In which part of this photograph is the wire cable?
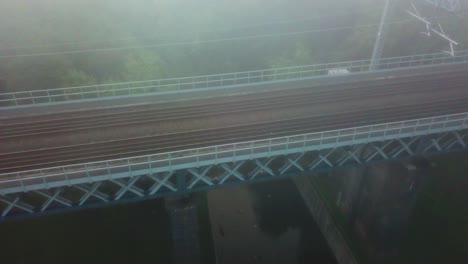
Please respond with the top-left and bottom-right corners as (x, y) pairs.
(0, 8), (379, 51)
(0, 19), (416, 59)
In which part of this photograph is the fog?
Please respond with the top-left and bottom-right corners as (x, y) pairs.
(0, 0), (465, 92)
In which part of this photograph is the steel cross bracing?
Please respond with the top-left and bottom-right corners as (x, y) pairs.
(0, 114), (467, 221)
(0, 130), (466, 221)
(1, 112), (467, 195)
(1, 49), (468, 108)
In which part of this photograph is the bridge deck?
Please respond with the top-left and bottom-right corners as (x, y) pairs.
(1, 66), (467, 174)
(1, 63), (467, 220)
(0, 115), (466, 220)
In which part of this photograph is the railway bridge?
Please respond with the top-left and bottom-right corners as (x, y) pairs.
(0, 51), (467, 221)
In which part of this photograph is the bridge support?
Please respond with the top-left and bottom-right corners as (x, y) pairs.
(165, 197), (201, 264)
(1, 129), (466, 221)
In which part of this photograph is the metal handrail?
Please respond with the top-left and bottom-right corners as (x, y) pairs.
(0, 112), (466, 188)
(1, 50), (468, 107)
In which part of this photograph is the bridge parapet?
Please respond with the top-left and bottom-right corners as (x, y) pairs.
(1, 113), (467, 220)
(1, 112), (466, 194)
(1, 50), (468, 108)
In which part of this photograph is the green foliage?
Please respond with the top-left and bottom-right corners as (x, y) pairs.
(3, 56), (73, 92)
(269, 42), (314, 68)
(122, 51), (166, 81)
(336, 27), (376, 61)
(0, 0), (466, 92)
(60, 69), (96, 87)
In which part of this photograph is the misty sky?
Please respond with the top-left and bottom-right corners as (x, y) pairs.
(0, 0), (465, 92)
(0, 0), (377, 47)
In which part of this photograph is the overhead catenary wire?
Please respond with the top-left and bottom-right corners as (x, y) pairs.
(0, 8), (380, 51)
(0, 19), (419, 59)
(1, 7), (465, 59)
(2, 6), (465, 54)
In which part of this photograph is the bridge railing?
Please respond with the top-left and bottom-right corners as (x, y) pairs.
(1, 50), (468, 107)
(0, 112), (467, 193)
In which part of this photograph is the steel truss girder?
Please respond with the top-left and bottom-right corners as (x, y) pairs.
(1, 130), (467, 221)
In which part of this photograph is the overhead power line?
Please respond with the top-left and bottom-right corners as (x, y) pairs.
(0, 19), (418, 59)
(406, 2), (461, 56)
(0, 8), (379, 51)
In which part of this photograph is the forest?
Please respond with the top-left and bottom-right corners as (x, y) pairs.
(0, 0), (466, 93)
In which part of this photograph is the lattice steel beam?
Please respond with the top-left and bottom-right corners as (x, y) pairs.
(36, 188), (72, 211)
(0, 130), (467, 221)
(252, 158), (276, 179)
(148, 172), (176, 195)
(0, 196), (34, 217)
(220, 161), (246, 184)
(75, 184), (110, 203)
(80, 182), (103, 205)
(113, 177), (144, 199)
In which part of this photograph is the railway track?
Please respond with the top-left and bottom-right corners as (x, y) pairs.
(1, 69), (467, 139)
(1, 97), (466, 174)
(1, 67), (467, 175)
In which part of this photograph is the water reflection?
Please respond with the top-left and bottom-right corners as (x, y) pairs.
(0, 199), (172, 264)
(250, 180), (338, 263)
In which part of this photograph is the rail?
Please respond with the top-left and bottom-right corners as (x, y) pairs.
(0, 112), (467, 193)
(1, 50), (468, 107)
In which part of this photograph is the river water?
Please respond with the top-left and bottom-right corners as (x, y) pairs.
(207, 180), (337, 264)
(1, 153), (466, 263)
(0, 180), (335, 264)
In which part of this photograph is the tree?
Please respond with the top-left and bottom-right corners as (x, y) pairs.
(3, 56), (73, 92)
(269, 42), (314, 68)
(122, 51), (166, 81)
(60, 69), (96, 87)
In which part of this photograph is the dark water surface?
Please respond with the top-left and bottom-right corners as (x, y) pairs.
(0, 180), (336, 264)
(0, 199), (172, 264)
(1, 153), (466, 263)
(249, 180), (337, 264)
